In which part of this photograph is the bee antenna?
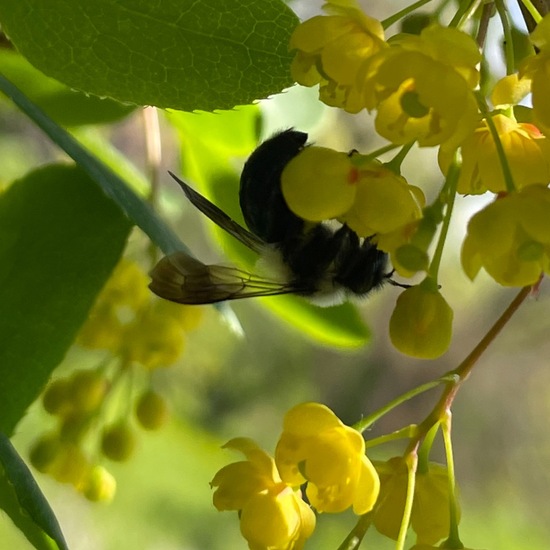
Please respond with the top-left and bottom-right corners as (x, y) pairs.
(387, 278), (412, 289)
(385, 272), (442, 291)
(385, 270), (412, 289)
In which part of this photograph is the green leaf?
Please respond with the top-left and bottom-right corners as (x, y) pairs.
(0, 49), (134, 126)
(0, 434), (67, 550)
(0, 0), (298, 111)
(168, 110), (372, 348)
(259, 296), (371, 348)
(0, 164), (132, 436)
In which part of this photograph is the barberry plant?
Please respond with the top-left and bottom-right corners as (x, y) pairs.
(0, 0), (549, 549)
(209, 1), (550, 548)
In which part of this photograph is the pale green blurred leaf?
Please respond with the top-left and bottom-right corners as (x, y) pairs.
(0, 49), (133, 126)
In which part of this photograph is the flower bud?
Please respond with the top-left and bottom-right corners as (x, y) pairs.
(135, 390), (169, 431)
(101, 422), (137, 462)
(390, 282), (453, 359)
(81, 465), (117, 503)
(42, 378), (73, 416)
(29, 433), (62, 474)
(69, 369), (108, 412)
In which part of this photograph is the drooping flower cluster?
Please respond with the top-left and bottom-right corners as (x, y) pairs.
(30, 258), (201, 501)
(280, 139), (455, 358)
(78, 258), (202, 368)
(281, 147), (424, 238)
(290, 1), (481, 148)
(211, 403), (380, 549)
(289, 0), (387, 112)
(286, 4), (550, 361)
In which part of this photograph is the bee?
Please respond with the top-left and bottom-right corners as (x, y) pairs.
(149, 129), (389, 305)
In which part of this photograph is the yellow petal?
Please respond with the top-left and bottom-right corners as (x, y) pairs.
(281, 147), (356, 221)
(282, 402), (343, 435)
(491, 73), (532, 108)
(352, 456), (381, 514)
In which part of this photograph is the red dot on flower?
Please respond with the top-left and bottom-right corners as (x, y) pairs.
(348, 167), (360, 184)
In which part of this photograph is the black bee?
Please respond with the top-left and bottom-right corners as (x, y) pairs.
(149, 130), (389, 305)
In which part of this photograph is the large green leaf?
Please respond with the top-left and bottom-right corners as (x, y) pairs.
(0, 164), (132, 436)
(167, 110), (372, 348)
(0, 0), (298, 111)
(0, 49), (134, 126)
(0, 434), (67, 550)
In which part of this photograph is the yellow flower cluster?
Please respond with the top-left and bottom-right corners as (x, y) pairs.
(281, 147), (423, 241)
(462, 185), (550, 286)
(447, 14), (550, 287)
(78, 258), (202, 369)
(280, 141), (453, 358)
(289, 0), (386, 112)
(211, 403), (380, 550)
(30, 258), (199, 501)
(290, 1), (480, 148)
(30, 368), (118, 502)
(439, 114), (550, 195)
(290, 4), (550, 299)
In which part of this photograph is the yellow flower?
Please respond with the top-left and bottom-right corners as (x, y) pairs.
(390, 25), (481, 88)
(275, 402), (379, 514)
(520, 14), (550, 135)
(389, 281), (453, 359)
(289, 0), (387, 112)
(462, 185), (550, 286)
(490, 74), (531, 109)
(362, 25), (480, 148)
(439, 114), (550, 194)
(339, 162), (424, 238)
(374, 458), (457, 545)
(281, 146), (357, 221)
(211, 438), (315, 550)
(281, 148), (423, 239)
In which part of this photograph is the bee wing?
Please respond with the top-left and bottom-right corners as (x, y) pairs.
(168, 171), (265, 254)
(149, 251), (299, 304)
